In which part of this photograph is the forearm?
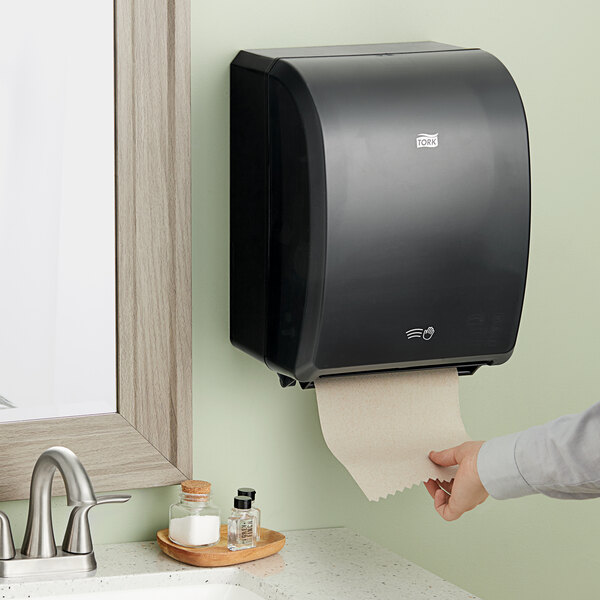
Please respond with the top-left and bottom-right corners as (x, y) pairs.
(477, 402), (600, 500)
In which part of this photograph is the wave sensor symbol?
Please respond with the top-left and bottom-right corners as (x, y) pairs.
(406, 326), (435, 341)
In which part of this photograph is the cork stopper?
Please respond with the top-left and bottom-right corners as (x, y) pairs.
(181, 480), (211, 496)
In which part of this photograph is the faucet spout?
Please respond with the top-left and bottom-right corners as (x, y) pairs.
(21, 447), (96, 558)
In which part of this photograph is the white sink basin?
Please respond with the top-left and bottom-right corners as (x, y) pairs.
(40, 583), (264, 600)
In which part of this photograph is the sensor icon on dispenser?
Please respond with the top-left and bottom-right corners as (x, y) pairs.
(406, 326), (435, 341)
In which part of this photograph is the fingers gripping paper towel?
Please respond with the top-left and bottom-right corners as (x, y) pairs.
(315, 368), (469, 501)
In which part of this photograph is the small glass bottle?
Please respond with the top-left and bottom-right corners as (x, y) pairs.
(237, 487), (261, 541)
(169, 480), (221, 548)
(227, 495), (257, 551)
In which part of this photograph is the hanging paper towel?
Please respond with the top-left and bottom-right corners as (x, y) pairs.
(315, 368), (470, 501)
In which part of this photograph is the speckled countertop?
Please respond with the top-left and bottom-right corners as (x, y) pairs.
(0, 528), (479, 599)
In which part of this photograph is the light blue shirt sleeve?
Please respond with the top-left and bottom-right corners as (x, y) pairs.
(477, 402), (600, 500)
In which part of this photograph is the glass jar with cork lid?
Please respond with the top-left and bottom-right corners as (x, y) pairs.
(169, 480), (221, 548)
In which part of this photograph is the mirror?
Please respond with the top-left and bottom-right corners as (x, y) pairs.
(0, 0), (116, 422)
(0, 0), (191, 501)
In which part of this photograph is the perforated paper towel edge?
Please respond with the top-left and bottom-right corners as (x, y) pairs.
(315, 368), (470, 501)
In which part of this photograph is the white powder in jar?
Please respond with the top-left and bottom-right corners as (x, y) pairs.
(169, 514), (221, 547)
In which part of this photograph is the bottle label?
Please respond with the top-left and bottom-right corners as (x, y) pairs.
(240, 518), (254, 545)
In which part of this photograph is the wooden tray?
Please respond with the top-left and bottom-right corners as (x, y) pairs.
(157, 525), (285, 567)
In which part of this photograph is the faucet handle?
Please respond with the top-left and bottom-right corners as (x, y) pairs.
(96, 494), (131, 505)
(0, 512), (15, 560)
(62, 494), (131, 555)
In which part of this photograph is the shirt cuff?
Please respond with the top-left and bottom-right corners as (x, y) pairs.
(477, 432), (536, 500)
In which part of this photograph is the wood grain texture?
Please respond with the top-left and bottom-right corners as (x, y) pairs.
(0, 415), (184, 500)
(0, 0), (192, 501)
(116, 0), (193, 477)
(156, 527), (286, 567)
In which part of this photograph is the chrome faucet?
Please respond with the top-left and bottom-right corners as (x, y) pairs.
(0, 446), (130, 577)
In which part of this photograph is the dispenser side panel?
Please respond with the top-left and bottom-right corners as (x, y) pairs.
(264, 78), (311, 374)
(264, 63), (328, 378)
(230, 65), (269, 361)
(286, 50), (529, 377)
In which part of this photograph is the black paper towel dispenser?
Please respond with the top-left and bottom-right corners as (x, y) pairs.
(230, 42), (530, 388)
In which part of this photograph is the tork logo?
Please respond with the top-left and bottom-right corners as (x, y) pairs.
(416, 133), (439, 148)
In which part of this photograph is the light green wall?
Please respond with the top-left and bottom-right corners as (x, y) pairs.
(1, 1), (597, 599)
(191, 1), (600, 598)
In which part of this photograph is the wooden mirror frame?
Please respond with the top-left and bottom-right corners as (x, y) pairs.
(0, 0), (192, 501)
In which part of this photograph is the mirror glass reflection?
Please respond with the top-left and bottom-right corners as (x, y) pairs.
(0, 0), (116, 422)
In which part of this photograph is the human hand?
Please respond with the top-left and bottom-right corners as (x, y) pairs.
(424, 441), (488, 521)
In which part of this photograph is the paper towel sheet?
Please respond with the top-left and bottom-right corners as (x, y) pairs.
(315, 368), (469, 501)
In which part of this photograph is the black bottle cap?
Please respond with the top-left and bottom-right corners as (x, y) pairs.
(234, 495), (252, 509)
(237, 487), (256, 500)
